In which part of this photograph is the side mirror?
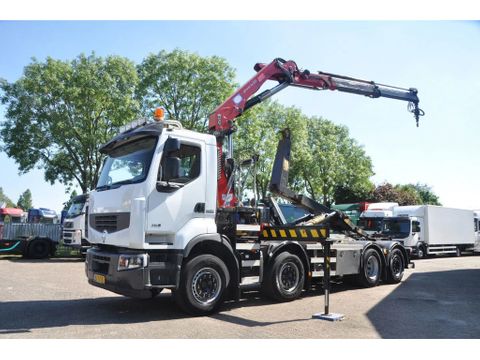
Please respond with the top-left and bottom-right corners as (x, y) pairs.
(164, 137), (181, 154)
(164, 157), (180, 182)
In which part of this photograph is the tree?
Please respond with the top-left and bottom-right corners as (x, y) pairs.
(17, 189), (33, 210)
(62, 189), (79, 211)
(298, 117), (374, 206)
(394, 184), (422, 206)
(411, 183), (442, 205)
(371, 182), (441, 206)
(0, 53), (140, 193)
(371, 182), (399, 203)
(137, 49), (237, 131)
(0, 187), (15, 208)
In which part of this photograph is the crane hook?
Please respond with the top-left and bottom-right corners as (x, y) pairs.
(408, 101), (425, 127)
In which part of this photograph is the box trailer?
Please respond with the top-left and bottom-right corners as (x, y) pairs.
(382, 205), (476, 258)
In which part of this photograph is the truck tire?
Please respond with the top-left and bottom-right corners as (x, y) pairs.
(416, 244), (427, 259)
(385, 248), (405, 284)
(263, 252), (305, 302)
(27, 238), (51, 259)
(357, 248), (382, 287)
(174, 254), (230, 315)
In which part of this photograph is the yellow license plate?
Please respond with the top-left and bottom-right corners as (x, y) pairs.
(93, 274), (106, 284)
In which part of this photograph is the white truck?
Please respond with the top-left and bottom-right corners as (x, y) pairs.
(84, 58), (423, 314)
(358, 202), (398, 234)
(62, 194), (90, 254)
(381, 205), (478, 258)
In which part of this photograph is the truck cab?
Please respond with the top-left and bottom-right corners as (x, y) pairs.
(62, 194), (90, 253)
(474, 211), (480, 251)
(381, 215), (422, 256)
(86, 119), (218, 299)
(358, 202), (398, 235)
(28, 208), (59, 224)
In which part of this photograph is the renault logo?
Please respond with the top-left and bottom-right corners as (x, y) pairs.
(102, 230), (107, 243)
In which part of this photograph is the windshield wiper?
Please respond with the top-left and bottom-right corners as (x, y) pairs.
(96, 179), (138, 192)
(96, 184), (111, 191)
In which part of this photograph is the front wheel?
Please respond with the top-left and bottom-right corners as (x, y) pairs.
(174, 254), (230, 315)
(416, 244), (427, 259)
(263, 252), (305, 302)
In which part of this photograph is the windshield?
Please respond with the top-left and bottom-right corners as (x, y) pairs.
(382, 219), (411, 238)
(358, 218), (383, 232)
(66, 200), (85, 218)
(97, 136), (157, 189)
(279, 204), (310, 223)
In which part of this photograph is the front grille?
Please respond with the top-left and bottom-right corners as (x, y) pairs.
(63, 222), (74, 229)
(64, 239), (72, 244)
(92, 261), (109, 275)
(89, 213), (130, 233)
(91, 255), (111, 275)
(95, 215), (117, 233)
(63, 231), (73, 239)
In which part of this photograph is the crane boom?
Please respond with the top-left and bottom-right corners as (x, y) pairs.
(209, 58), (423, 136)
(209, 58), (424, 208)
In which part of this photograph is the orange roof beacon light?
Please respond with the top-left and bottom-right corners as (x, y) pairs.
(154, 108), (165, 122)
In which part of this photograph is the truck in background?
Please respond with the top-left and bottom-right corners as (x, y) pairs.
(331, 202), (369, 225)
(62, 194), (90, 254)
(0, 207), (62, 258)
(473, 210), (480, 251)
(381, 205), (478, 258)
(358, 202), (398, 234)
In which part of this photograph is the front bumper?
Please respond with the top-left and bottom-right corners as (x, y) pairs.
(85, 246), (183, 298)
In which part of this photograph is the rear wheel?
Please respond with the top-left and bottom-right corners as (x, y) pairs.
(174, 254), (229, 315)
(358, 248), (382, 287)
(385, 248), (405, 284)
(27, 238), (51, 259)
(263, 252), (305, 302)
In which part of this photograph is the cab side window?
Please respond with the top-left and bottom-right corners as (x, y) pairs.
(412, 221), (421, 233)
(161, 143), (201, 184)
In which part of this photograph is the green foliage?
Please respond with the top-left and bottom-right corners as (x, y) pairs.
(297, 117), (374, 206)
(0, 187), (15, 207)
(233, 101), (375, 206)
(371, 182), (441, 206)
(0, 53), (140, 193)
(16, 189), (33, 210)
(137, 49), (237, 131)
(62, 189), (78, 211)
(394, 184), (422, 206)
(412, 183), (442, 205)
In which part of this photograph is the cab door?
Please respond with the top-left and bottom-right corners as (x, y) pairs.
(146, 137), (207, 240)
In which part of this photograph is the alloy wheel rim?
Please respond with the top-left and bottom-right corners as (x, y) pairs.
(191, 267), (222, 305)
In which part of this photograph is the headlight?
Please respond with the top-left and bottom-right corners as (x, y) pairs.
(118, 254), (147, 271)
(73, 229), (82, 242)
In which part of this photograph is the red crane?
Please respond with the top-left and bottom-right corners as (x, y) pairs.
(208, 58), (424, 208)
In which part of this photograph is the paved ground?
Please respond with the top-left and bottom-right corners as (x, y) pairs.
(0, 254), (479, 339)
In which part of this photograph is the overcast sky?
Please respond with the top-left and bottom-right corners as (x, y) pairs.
(1, 20), (479, 211)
